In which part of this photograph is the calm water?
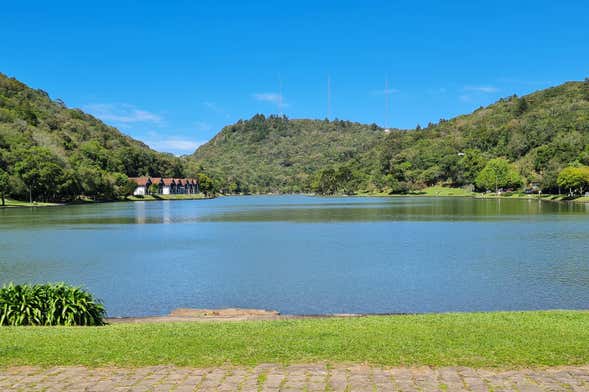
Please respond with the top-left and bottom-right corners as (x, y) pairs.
(1, 196), (588, 317)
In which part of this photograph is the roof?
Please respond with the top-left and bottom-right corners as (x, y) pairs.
(129, 177), (151, 186)
(129, 177), (199, 187)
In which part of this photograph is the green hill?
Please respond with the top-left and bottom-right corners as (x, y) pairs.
(0, 73), (186, 202)
(191, 114), (387, 193)
(191, 80), (589, 194)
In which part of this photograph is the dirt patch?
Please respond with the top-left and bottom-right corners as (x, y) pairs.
(107, 308), (366, 323)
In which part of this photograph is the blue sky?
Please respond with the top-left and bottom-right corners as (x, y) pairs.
(1, 1), (588, 155)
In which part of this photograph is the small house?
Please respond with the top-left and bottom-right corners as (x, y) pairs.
(130, 177), (152, 196)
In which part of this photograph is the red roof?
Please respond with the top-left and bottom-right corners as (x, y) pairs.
(130, 177), (199, 187)
(129, 177), (151, 186)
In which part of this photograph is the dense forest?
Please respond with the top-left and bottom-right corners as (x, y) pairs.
(192, 80), (589, 195)
(0, 73), (213, 203)
(191, 115), (385, 194)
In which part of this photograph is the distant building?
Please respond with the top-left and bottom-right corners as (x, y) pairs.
(129, 177), (200, 196)
(130, 177), (151, 196)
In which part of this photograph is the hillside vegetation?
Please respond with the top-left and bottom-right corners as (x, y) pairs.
(191, 114), (385, 193)
(192, 80), (589, 195)
(2, 73), (588, 202)
(0, 73), (200, 203)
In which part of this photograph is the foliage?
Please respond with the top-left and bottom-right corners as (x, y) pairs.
(196, 172), (215, 196)
(0, 311), (587, 367)
(191, 115), (384, 194)
(0, 73), (211, 202)
(0, 168), (8, 206)
(557, 166), (589, 195)
(475, 158), (522, 191)
(191, 81), (589, 194)
(0, 283), (106, 326)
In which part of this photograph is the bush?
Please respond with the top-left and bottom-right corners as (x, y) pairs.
(0, 283), (106, 326)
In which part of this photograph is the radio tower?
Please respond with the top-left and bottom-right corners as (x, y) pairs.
(278, 74), (283, 117)
(327, 74), (331, 120)
(384, 75), (391, 133)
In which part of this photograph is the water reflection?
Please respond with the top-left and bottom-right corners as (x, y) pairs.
(1, 196), (588, 317)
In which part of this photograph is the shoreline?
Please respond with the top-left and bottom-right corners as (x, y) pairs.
(0, 194), (216, 209)
(2, 191), (587, 209)
(106, 307), (588, 324)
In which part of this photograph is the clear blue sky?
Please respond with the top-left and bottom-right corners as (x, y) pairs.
(2, 1), (588, 155)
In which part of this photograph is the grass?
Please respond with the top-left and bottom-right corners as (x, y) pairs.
(1, 198), (60, 208)
(0, 311), (588, 368)
(417, 186), (475, 197)
(356, 186), (476, 197)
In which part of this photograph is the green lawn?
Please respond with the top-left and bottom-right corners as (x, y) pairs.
(356, 186), (476, 197)
(1, 311), (588, 368)
(0, 198), (60, 208)
(417, 186), (475, 197)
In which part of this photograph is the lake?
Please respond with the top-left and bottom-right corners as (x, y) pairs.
(1, 196), (588, 317)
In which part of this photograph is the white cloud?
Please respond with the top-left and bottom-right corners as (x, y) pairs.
(459, 94), (472, 102)
(463, 86), (500, 93)
(145, 137), (206, 155)
(372, 88), (400, 95)
(84, 103), (162, 124)
(252, 92), (283, 104)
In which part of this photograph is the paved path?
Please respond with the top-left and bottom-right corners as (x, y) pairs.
(1, 364), (588, 391)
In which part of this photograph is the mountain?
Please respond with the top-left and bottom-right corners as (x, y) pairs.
(367, 80), (589, 193)
(191, 80), (589, 194)
(191, 114), (387, 193)
(0, 73), (186, 201)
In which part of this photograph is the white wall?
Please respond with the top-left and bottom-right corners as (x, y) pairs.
(133, 186), (146, 196)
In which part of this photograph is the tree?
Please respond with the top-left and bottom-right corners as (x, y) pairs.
(515, 97), (528, 115)
(0, 168), (8, 206)
(557, 166), (589, 196)
(149, 182), (161, 195)
(475, 158), (522, 192)
(312, 168), (337, 195)
(12, 147), (66, 202)
(196, 173), (215, 196)
(458, 149), (486, 185)
(111, 173), (136, 198)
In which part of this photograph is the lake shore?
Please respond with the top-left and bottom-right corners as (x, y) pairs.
(3, 188), (588, 208)
(0, 194), (214, 208)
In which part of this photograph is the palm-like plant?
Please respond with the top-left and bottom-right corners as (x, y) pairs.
(0, 283), (106, 326)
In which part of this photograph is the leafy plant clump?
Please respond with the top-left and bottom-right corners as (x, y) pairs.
(0, 283), (107, 326)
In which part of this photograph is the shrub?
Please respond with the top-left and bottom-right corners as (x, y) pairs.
(0, 283), (106, 326)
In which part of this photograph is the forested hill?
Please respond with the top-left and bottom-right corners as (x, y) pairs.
(191, 115), (387, 193)
(192, 80), (589, 194)
(0, 73), (187, 202)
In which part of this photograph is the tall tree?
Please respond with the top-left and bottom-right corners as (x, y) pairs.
(0, 168), (8, 206)
(13, 147), (65, 202)
(557, 166), (589, 196)
(475, 158), (522, 192)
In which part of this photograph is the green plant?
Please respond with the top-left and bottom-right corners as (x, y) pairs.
(0, 283), (106, 326)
